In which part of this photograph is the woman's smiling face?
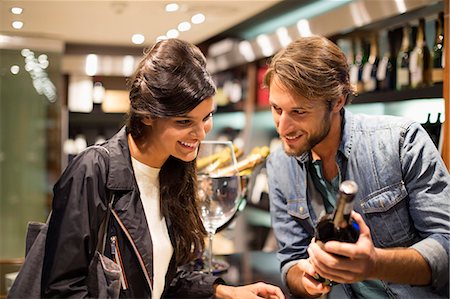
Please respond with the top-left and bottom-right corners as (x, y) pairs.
(144, 97), (215, 167)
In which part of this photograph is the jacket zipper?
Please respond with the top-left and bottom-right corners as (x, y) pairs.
(111, 236), (129, 290)
(111, 209), (153, 293)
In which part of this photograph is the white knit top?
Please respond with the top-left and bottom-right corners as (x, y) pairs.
(131, 157), (173, 299)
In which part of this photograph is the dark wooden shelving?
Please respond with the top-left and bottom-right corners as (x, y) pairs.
(351, 83), (443, 104)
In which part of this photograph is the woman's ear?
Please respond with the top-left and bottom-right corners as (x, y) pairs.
(141, 117), (153, 126)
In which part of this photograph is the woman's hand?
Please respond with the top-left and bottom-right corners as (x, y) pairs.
(214, 282), (285, 299)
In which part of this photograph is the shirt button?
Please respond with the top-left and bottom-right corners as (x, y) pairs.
(299, 207), (304, 213)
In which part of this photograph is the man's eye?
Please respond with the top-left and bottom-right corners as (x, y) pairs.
(293, 110), (306, 115)
(271, 106), (282, 114)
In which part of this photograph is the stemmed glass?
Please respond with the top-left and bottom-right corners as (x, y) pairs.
(196, 140), (241, 273)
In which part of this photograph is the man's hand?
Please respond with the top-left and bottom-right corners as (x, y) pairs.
(214, 282), (285, 299)
(293, 259), (331, 297)
(307, 211), (377, 284)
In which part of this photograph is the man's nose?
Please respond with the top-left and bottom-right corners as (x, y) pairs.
(277, 112), (293, 136)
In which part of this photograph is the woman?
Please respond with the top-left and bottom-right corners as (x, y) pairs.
(41, 39), (284, 298)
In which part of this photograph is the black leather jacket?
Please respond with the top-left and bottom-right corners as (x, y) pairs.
(42, 127), (219, 298)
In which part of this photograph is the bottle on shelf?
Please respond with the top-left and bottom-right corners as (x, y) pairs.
(410, 18), (432, 88)
(357, 38), (370, 94)
(377, 29), (394, 91)
(396, 24), (413, 90)
(349, 38), (362, 93)
(432, 12), (444, 84)
(313, 180), (360, 286)
(362, 33), (380, 92)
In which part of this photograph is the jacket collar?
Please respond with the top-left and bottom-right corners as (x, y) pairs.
(104, 126), (135, 191)
(339, 108), (355, 160)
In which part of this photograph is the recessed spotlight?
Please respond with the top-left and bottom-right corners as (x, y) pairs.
(11, 7), (23, 14)
(178, 21), (191, 32)
(191, 13), (205, 24)
(10, 65), (20, 74)
(166, 29), (179, 38)
(12, 21), (23, 29)
(131, 34), (145, 45)
(165, 3), (179, 12)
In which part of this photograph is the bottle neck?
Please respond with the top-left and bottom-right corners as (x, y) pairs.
(416, 20), (425, 47)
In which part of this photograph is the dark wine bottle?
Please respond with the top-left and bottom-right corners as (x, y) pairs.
(349, 38), (362, 93)
(313, 180), (360, 286)
(432, 12), (444, 84)
(377, 29), (394, 91)
(396, 24), (413, 90)
(357, 38), (370, 94)
(362, 34), (380, 92)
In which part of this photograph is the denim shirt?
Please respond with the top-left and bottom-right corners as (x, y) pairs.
(267, 109), (450, 298)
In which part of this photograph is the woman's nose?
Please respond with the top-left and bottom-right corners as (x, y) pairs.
(191, 123), (207, 140)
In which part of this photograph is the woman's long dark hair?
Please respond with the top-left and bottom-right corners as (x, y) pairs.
(126, 39), (216, 265)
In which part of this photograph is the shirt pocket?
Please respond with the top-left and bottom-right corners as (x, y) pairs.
(287, 198), (309, 220)
(359, 182), (417, 247)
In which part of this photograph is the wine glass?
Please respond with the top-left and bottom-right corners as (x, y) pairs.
(196, 140), (241, 273)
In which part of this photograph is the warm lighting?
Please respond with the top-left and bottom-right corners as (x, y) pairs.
(12, 21), (23, 29)
(85, 54), (98, 76)
(191, 13), (205, 24)
(395, 0), (407, 14)
(178, 21), (191, 32)
(166, 29), (179, 38)
(11, 7), (23, 14)
(131, 33), (145, 45)
(165, 3), (179, 12)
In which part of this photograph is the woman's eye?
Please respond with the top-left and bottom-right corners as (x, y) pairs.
(176, 119), (191, 125)
(203, 113), (213, 122)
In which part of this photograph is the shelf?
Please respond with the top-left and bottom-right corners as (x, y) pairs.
(69, 105), (126, 129)
(351, 83), (443, 104)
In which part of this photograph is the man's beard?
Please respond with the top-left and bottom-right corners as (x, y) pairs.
(282, 114), (332, 157)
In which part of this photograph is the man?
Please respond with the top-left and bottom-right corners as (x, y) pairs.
(264, 35), (449, 298)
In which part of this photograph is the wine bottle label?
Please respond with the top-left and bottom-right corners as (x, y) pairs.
(362, 63), (373, 82)
(377, 57), (388, 81)
(432, 68), (443, 83)
(397, 69), (409, 88)
(409, 49), (423, 87)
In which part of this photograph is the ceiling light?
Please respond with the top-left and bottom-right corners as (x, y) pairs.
(165, 3), (179, 12)
(191, 13), (205, 24)
(178, 21), (191, 32)
(85, 54), (98, 76)
(12, 21), (23, 29)
(10, 65), (20, 74)
(166, 29), (179, 38)
(131, 33), (145, 45)
(11, 7), (23, 14)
